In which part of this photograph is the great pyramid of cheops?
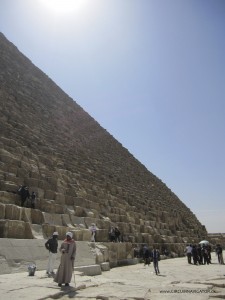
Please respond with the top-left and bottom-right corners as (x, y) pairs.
(0, 33), (208, 256)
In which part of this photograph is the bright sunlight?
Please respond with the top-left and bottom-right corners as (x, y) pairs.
(39, 0), (87, 14)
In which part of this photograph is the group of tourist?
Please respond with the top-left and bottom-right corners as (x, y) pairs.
(18, 185), (36, 208)
(142, 245), (161, 275)
(133, 244), (161, 275)
(45, 231), (76, 287)
(185, 243), (224, 265)
(109, 226), (121, 242)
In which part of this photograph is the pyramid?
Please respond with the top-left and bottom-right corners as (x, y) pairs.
(0, 33), (207, 255)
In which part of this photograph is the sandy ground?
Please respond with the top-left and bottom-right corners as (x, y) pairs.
(0, 254), (225, 300)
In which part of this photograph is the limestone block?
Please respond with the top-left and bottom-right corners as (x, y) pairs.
(101, 262), (110, 271)
(89, 201), (100, 211)
(61, 214), (75, 228)
(96, 219), (111, 230)
(0, 154), (15, 164)
(85, 210), (95, 218)
(129, 224), (140, 234)
(24, 178), (39, 188)
(55, 193), (65, 205)
(8, 166), (18, 175)
(31, 209), (44, 224)
(42, 224), (57, 239)
(21, 208), (32, 223)
(0, 220), (29, 238)
(96, 244), (109, 262)
(74, 206), (86, 217)
(54, 204), (65, 214)
(54, 225), (70, 240)
(44, 190), (56, 200)
(4, 173), (19, 183)
(95, 247), (104, 264)
(20, 160), (30, 170)
(82, 229), (92, 241)
(5, 204), (21, 220)
(70, 215), (85, 227)
(116, 243), (127, 260)
(42, 212), (63, 226)
(39, 200), (55, 213)
(73, 229), (83, 241)
(0, 203), (5, 218)
(36, 188), (45, 198)
(125, 243), (134, 259)
(46, 177), (58, 190)
(30, 171), (40, 179)
(95, 229), (108, 242)
(119, 214), (128, 223)
(84, 217), (97, 228)
(149, 220), (156, 227)
(65, 195), (75, 205)
(117, 222), (130, 233)
(110, 214), (120, 223)
(65, 188), (77, 197)
(31, 224), (44, 239)
(0, 181), (18, 193)
(108, 249), (117, 262)
(16, 167), (28, 178)
(0, 191), (19, 204)
(25, 222), (34, 239)
(74, 197), (89, 208)
(38, 180), (51, 190)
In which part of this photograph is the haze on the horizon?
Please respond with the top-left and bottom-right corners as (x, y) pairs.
(0, 0), (224, 233)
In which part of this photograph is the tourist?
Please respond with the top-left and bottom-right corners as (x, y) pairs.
(18, 185), (30, 207)
(89, 223), (97, 242)
(30, 191), (36, 209)
(185, 244), (192, 264)
(45, 232), (59, 277)
(191, 245), (199, 265)
(143, 245), (151, 266)
(197, 244), (203, 264)
(216, 244), (224, 264)
(114, 227), (121, 242)
(109, 226), (116, 242)
(152, 247), (160, 275)
(54, 232), (76, 287)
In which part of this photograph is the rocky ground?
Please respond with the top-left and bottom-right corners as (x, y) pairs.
(1, 255), (225, 300)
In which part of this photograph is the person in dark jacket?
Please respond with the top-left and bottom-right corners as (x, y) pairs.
(18, 185), (30, 207)
(152, 247), (160, 275)
(143, 246), (151, 266)
(45, 232), (59, 276)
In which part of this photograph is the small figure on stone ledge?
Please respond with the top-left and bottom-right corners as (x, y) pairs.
(30, 191), (36, 209)
(114, 226), (121, 242)
(18, 185), (30, 207)
(89, 223), (97, 242)
(109, 226), (116, 242)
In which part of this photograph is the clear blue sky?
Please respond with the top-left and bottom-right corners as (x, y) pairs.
(0, 0), (224, 233)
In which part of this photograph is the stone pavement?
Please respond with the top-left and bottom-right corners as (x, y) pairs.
(0, 255), (225, 300)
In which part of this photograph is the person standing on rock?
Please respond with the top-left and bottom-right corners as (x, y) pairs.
(54, 232), (76, 287)
(30, 191), (36, 209)
(89, 223), (97, 242)
(18, 185), (30, 207)
(45, 232), (59, 276)
(152, 247), (160, 275)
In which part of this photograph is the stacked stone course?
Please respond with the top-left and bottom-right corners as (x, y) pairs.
(0, 32), (208, 258)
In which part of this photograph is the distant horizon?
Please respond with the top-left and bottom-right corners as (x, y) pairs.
(0, 0), (224, 233)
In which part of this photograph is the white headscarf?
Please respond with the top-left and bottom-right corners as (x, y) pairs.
(66, 231), (73, 238)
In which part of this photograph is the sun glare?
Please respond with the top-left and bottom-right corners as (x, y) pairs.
(39, 0), (86, 14)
